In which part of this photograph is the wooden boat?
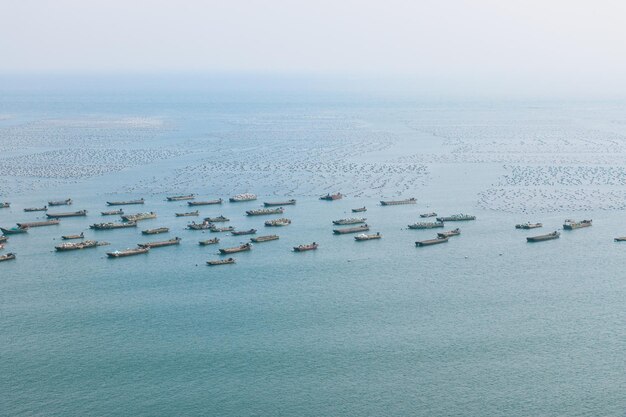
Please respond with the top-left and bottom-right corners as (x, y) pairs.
(106, 198), (144, 206)
(142, 227), (169, 235)
(175, 211), (199, 217)
(332, 218), (366, 225)
(264, 199), (296, 207)
(207, 258), (235, 266)
(264, 218), (291, 227)
(24, 206), (47, 212)
(232, 229), (257, 236)
(563, 219), (592, 230)
(615, 237), (626, 242)
(210, 226), (235, 233)
(166, 194), (195, 201)
(515, 222), (543, 229)
(416, 237), (449, 247)
(293, 242), (318, 252)
(333, 224), (370, 234)
(62, 232), (84, 240)
(0, 226), (27, 235)
(199, 238), (220, 246)
(187, 221), (212, 230)
(219, 243), (252, 254)
(437, 228), (461, 238)
(380, 198), (416, 206)
(229, 193), (257, 202)
(436, 214), (476, 222)
(46, 210), (87, 218)
(188, 199), (222, 206)
(101, 209), (123, 216)
(320, 193), (343, 201)
(0, 252), (16, 262)
(246, 207), (284, 216)
(420, 212), (437, 218)
(251, 235), (279, 243)
(90, 221), (137, 230)
(352, 207), (367, 213)
(0, 202), (10, 208)
(354, 232), (381, 241)
(55, 240), (109, 251)
(204, 215), (229, 222)
(17, 219), (60, 228)
(407, 222), (444, 229)
(0, 235), (7, 243)
(138, 237), (181, 249)
(121, 212), (156, 222)
(107, 247), (150, 258)
(527, 231), (560, 242)
(48, 198), (72, 206)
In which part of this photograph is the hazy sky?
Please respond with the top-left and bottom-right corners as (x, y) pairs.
(2, 0), (626, 94)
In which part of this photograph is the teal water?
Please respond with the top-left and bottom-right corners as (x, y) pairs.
(1, 87), (626, 416)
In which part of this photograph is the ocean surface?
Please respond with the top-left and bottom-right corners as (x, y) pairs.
(1, 85), (626, 416)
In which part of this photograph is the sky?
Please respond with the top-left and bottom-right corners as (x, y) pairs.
(1, 0), (626, 96)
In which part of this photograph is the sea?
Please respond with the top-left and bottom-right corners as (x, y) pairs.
(1, 78), (625, 416)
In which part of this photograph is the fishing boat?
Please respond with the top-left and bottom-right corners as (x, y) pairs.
(101, 209), (123, 216)
(437, 228), (461, 238)
(199, 238), (220, 245)
(138, 237), (181, 249)
(0, 226), (27, 235)
(46, 210), (87, 218)
(615, 237), (626, 242)
(420, 212), (437, 218)
(0, 252), (16, 262)
(175, 211), (199, 217)
(416, 237), (449, 247)
(436, 214), (476, 222)
(61, 232), (84, 240)
(264, 199), (296, 207)
(229, 193), (257, 202)
(219, 243), (252, 254)
(527, 231), (560, 242)
(246, 207), (284, 216)
(17, 219), (60, 228)
(380, 198), (416, 206)
(333, 224), (370, 234)
(407, 222), (444, 229)
(563, 219), (592, 230)
(265, 218), (291, 227)
(90, 221), (137, 230)
(106, 247), (150, 258)
(187, 221), (212, 230)
(188, 199), (223, 206)
(354, 232), (381, 241)
(55, 240), (109, 251)
(0, 202), (10, 208)
(320, 193), (343, 201)
(210, 226), (235, 233)
(293, 242), (318, 252)
(106, 198), (144, 206)
(121, 212), (156, 222)
(166, 194), (195, 201)
(515, 222), (543, 229)
(142, 227), (169, 235)
(251, 235), (279, 243)
(207, 258), (235, 266)
(48, 198), (72, 206)
(352, 207), (367, 213)
(332, 218), (366, 225)
(232, 229), (257, 236)
(0, 236), (7, 243)
(204, 215), (229, 222)
(24, 206), (47, 212)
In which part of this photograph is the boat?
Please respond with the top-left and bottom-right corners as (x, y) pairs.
(203, 215), (229, 222)
(229, 193), (257, 202)
(0, 202), (10, 208)
(615, 237), (626, 242)
(436, 214), (476, 222)
(188, 199), (222, 206)
(106, 198), (144, 206)
(437, 228), (461, 238)
(0, 243), (4, 250)
(407, 222), (444, 229)
(90, 221), (137, 230)
(61, 232), (84, 240)
(121, 212), (156, 222)
(232, 229), (257, 236)
(332, 217), (366, 225)
(207, 258), (235, 266)
(17, 219), (60, 228)
(416, 237), (449, 247)
(48, 198), (72, 206)
(352, 207), (367, 213)
(380, 198), (416, 206)
(333, 224), (370, 234)
(166, 194), (195, 201)
(265, 218), (291, 227)
(515, 222), (543, 229)
(210, 226), (235, 233)
(246, 207), (284, 216)
(0, 226), (27, 235)
(55, 240), (109, 251)
(46, 210), (87, 218)
(219, 243), (252, 254)
(293, 242), (318, 252)
(101, 209), (123, 216)
(420, 212), (437, 218)
(175, 211), (199, 217)
(0, 235), (7, 243)
(24, 206), (47, 212)
(264, 199), (296, 207)
(187, 221), (212, 230)
(199, 238), (220, 246)
(138, 237), (181, 249)
(354, 232), (382, 241)
(527, 231), (560, 242)
(142, 227), (169, 235)
(563, 219), (592, 230)
(106, 247), (150, 258)
(0, 252), (16, 262)
(320, 193), (343, 201)
(251, 235), (279, 243)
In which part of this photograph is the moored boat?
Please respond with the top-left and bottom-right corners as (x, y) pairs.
(437, 228), (461, 238)
(380, 198), (416, 206)
(187, 221), (212, 230)
(352, 207), (367, 213)
(354, 232), (381, 241)
(232, 229), (257, 236)
(188, 199), (223, 206)
(333, 224), (370, 234)
(90, 221), (137, 230)
(55, 240), (109, 251)
(0, 252), (16, 262)
(0, 202), (10, 208)
(46, 210), (87, 218)
(265, 218), (291, 227)
(0, 235), (7, 243)
(106, 247), (150, 258)
(420, 212), (437, 218)
(106, 198), (144, 206)
(0, 226), (28, 235)
(515, 222), (543, 229)
(101, 209), (123, 216)
(219, 243), (252, 254)
(121, 212), (156, 222)
(407, 221), (444, 229)
(246, 207), (284, 216)
(175, 211), (199, 217)
(229, 193), (257, 202)
(415, 237), (449, 247)
(251, 234), (279, 243)
(436, 214), (476, 222)
(615, 237), (626, 242)
(142, 227), (169, 235)
(138, 237), (181, 249)
(204, 215), (229, 222)
(62, 232), (84, 240)
(199, 238), (220, 245)
(293, 242), (318, 252)
(320, 193), (343, 201)
(264, 199), (296, 207)
(332, 217), (366, 225)
(527, 231), (560, 242)
(48, 198), (72, 206)
(17, 219), (60, 228)
(210, 226), (235, 233)
(166, 194), (195, 201)
(24, 206), (47, 212)
(207, 257), (235, 266)
(563, 219), (592, 230)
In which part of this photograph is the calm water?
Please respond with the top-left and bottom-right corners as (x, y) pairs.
(1, 87), (626, 416)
